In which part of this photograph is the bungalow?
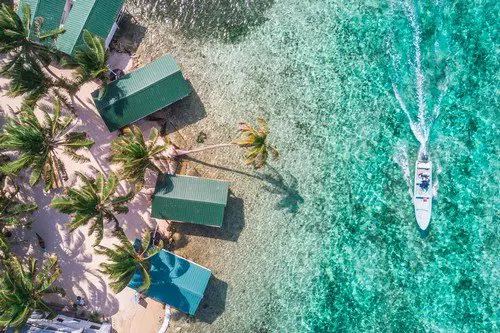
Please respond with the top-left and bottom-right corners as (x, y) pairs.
(128, 239), (212, 316)
(18, 0), (67, 43)
(151, 174), (229, 228)
(7, 314), (112, 333)
(91, 54), (191, 132)
(56, 0), (125, 56)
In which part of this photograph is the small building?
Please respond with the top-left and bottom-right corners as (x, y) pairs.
(152, 174), (229, 227)
(17, 0), (67, 43)
(56, 0), (125, 56)
(9, 314), (111, 333)
(91, 54), (191, 132)
(128, 239), (212, 316)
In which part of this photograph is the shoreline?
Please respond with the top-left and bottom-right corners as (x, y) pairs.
(0, 40), (258, 332)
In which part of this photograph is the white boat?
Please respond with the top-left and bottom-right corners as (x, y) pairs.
(414, 154), (432, 230)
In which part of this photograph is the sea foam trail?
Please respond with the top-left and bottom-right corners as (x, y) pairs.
(389, 0), (430, 153)
(389, 2), (449, 147)
(388, 0), (450, 201)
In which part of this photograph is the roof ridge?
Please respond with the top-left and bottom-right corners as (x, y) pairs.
(98, 56), (178, 110)
(166, 250), (208, 297)
(170, 197), (227, 205)
(67, 0), (99, 53)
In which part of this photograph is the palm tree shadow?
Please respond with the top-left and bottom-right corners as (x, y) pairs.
(257, 166), (304, 214)
(183, 157), (304, 214)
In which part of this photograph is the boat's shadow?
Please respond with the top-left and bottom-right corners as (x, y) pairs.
(417, 222), (432, 237)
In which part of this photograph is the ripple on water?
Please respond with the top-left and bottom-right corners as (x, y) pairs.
(130, 0), (498, 331)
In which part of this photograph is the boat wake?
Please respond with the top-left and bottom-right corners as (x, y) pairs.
(387, 0), (450, 198)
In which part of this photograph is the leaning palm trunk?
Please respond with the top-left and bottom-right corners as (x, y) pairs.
(171, 118), (279, 169)
(173, 143), (233, 156)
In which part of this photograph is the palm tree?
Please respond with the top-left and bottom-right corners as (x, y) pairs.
(0, 100), (94, 191)
(3, 58), (75, 106)
(174, 118), (279, 169)
(95, 228), (163, 293)
(0, 3), (64, 75)
(232, 118), (280, 168)
(1, 1), (13, 9)
(73, 30), (109, 86)
(109, 126), (175, 188)
(0, 179), (37, 229)
(0, 4), (80, 106)
(51, 172), (134, 246)
(0, 254), (65, 330)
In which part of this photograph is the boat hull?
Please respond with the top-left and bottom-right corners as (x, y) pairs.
(414, 159), (432, 230)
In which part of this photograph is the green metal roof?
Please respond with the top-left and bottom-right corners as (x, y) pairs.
(128, 239), (211, 315)
(18, 0), (66, 43)
(55, 0), (124, 55)
(91, 54), (191, 132)
(152, 174), (229, 227)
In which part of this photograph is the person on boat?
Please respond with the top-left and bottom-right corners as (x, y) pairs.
(418, 172), (429, 180)
(420, 179), (430, 191)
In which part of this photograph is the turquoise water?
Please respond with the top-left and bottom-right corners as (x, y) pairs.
(130, 0), (498, 331)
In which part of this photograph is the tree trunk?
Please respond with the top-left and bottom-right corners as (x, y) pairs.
(175, 143), (233, 156)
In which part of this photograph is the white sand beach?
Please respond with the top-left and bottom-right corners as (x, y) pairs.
(0, 61), (168, 333)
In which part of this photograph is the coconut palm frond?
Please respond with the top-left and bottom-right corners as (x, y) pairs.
(0, 3), (61, 75)
(109, 126), (170, 187)
(73, 30), (109, 85)
(233, 118), (279, 169)
(0, 233), (9, 257)
(0, 254), (63, 330)
(97, 228), (161, 294)
(4, 60), (52, 104)
(0, 4), (26, 53)
(0, 100), (94, 189)
(51, 172), (133, 246)
(38, 26), (65, 42)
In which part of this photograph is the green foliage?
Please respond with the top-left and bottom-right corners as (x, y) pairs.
(0, 100), (94, 191)
(51, 172), (134, 246)
(73, 30), (109, 85)
(110, 126), (171, 189)
(0, 254), (65, 330)
(0, 4), (70, 105)
(95, 228), (163, 293)
(0, 3), (64, 72)
(0, 180), (37, 227)
(87, 311), (103, 324)
(233, 118), (279, 168)
(4, 59), (53, 104)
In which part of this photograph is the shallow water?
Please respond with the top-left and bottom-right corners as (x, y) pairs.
(129, 0), (498, 331)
